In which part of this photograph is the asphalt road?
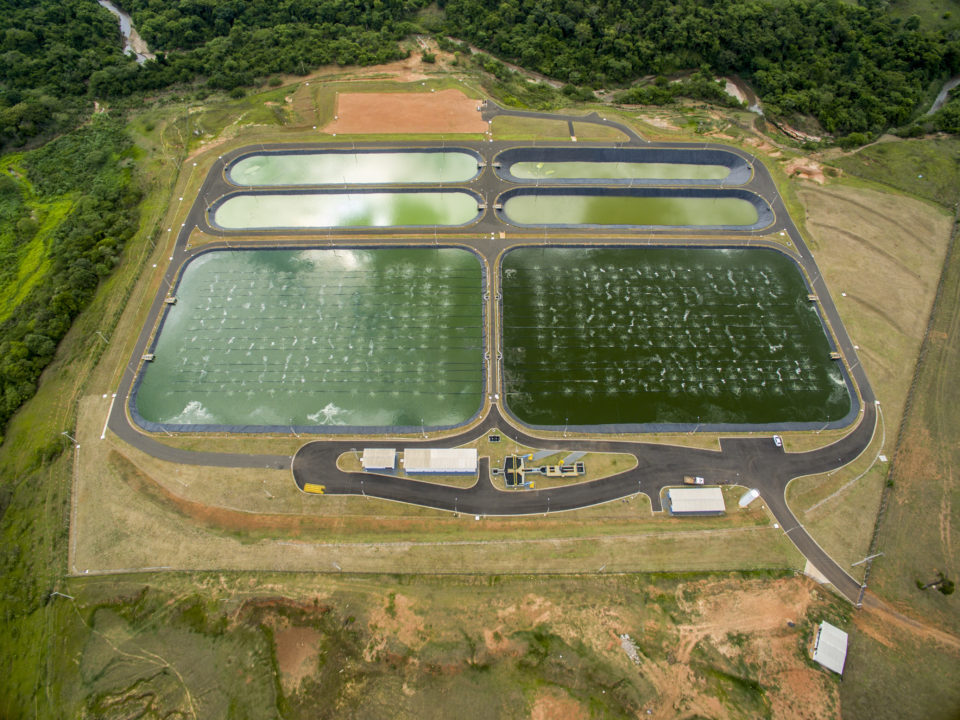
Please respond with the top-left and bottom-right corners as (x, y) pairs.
(107, 101), (877, 603)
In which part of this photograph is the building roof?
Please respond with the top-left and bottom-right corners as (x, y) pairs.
(361, 448), (396, 470)
(667, 487), (726, 514)
(813, 621), (848, 675)
(738, 488), (761, 508)
(403, 448), (478, 473)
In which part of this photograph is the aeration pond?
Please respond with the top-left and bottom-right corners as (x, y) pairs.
(132, 248), (484, 432)
(500, 246), (853, 429)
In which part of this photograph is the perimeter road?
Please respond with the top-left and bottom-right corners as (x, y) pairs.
(106, 104), (876, 603)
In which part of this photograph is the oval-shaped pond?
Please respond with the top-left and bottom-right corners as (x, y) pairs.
(212, 190), (482, 230)
(498, 188), (769, 229)
(132, 247), (485, 432)
(494, 147), (751, 185)
(227, 149), (481, 186)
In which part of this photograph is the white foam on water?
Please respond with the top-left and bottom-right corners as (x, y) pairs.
(167, 400), (216, 424)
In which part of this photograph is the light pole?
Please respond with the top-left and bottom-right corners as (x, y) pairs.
(94, 331), (110, 345)
(61, 431), (79, 448)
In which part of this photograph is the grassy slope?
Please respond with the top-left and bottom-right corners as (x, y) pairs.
(0, 156), (73, 324)
(868, 218), (960, 632)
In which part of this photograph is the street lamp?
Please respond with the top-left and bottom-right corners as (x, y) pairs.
(61, 431), (79, 448)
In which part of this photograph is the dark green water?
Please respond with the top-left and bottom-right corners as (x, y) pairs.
(510, 161), (729, 181)
(135, 248), (484, 429)
(213, 191), (479, 229)
(502, 194), (758, 226)
(229, 151), (479, 185)
(501, 247), (850, 426)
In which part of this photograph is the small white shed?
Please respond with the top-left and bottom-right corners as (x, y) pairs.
(667, 487), (726, 515)
(812, 621), (848, 675)
(361, 448), (396, 470)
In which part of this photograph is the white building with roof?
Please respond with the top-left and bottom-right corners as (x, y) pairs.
(403, 448), (477, 474)
(667, 487), (726, 515)
(361, 448), (396, 471)
(812, 621), (848, 675)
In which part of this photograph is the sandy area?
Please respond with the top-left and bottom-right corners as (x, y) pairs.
(325, 89), (487, 134)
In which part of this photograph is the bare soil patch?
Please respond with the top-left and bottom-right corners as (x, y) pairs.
(274, 626), (324, 694)
(325, 89), (487, 134)
(784, 157), (828, 184)
(530, 688), (589, 720)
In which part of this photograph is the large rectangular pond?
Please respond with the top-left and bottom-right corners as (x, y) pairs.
(227, 150), (481, 186)
(494, 147), (752, 185)
(132, 248), (484, 431)
(212, 190), (482, 230)
(509, 161), (728, 180)
(498, 188), (769, 229)
(501, 247), (852, 428)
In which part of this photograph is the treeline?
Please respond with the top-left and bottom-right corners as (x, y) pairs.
(0, 116), (140, 434)
(613, 70), (742, 109)
(1, 0), (426, 148)
(0, 0), (127, 147)
(439, 0), (960, 138)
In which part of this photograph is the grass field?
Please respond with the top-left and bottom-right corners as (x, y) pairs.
(842, 603), (960, 720)
(831, 137), (960, 208)
(783, 182), (952, 583)
(868, 217), (960, 636)
(491, 116), (571, 140)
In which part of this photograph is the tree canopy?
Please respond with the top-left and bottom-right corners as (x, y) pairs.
(439, 0), (960, 137)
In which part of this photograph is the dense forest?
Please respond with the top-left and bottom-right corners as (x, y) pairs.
(0, 117), (140, 434)
(440, 0), (960, 136)
(3, 0), (959, 148)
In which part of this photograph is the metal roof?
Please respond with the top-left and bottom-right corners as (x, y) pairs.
(813, 621), (848, 675)
(361, 448), (396, 470)
(403, 448), (477, 473)
(667, 487), (726, 514)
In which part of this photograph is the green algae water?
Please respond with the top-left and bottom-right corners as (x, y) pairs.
(134, 248), (483, 429)
(509, 161), (729, 181)
(501, 247), (851, 427)
(229, 151), (479, 185)
(213, 191), (479, 229)
(502, 193), (758, 227)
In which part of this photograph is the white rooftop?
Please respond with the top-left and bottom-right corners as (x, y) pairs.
(403, 448), (477, 473)
(738, 488), (761, 508)
(813, 621), (848, 675)
(361, 448), (396, 470)
(668, 487), (726, 514)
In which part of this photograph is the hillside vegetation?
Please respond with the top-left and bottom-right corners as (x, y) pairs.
(439, 0), (959, 139)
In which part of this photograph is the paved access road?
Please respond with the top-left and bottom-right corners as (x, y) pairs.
(108, 100), (877, 604)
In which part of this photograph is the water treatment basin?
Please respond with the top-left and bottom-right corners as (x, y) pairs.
(131, 247), (485, 432)
(227, 149), (482, 186)
(211, 189), (483, 230)
(500, 245), (853, 430)
(494, 147), (751, 185)
(497, 188), (772, 230)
